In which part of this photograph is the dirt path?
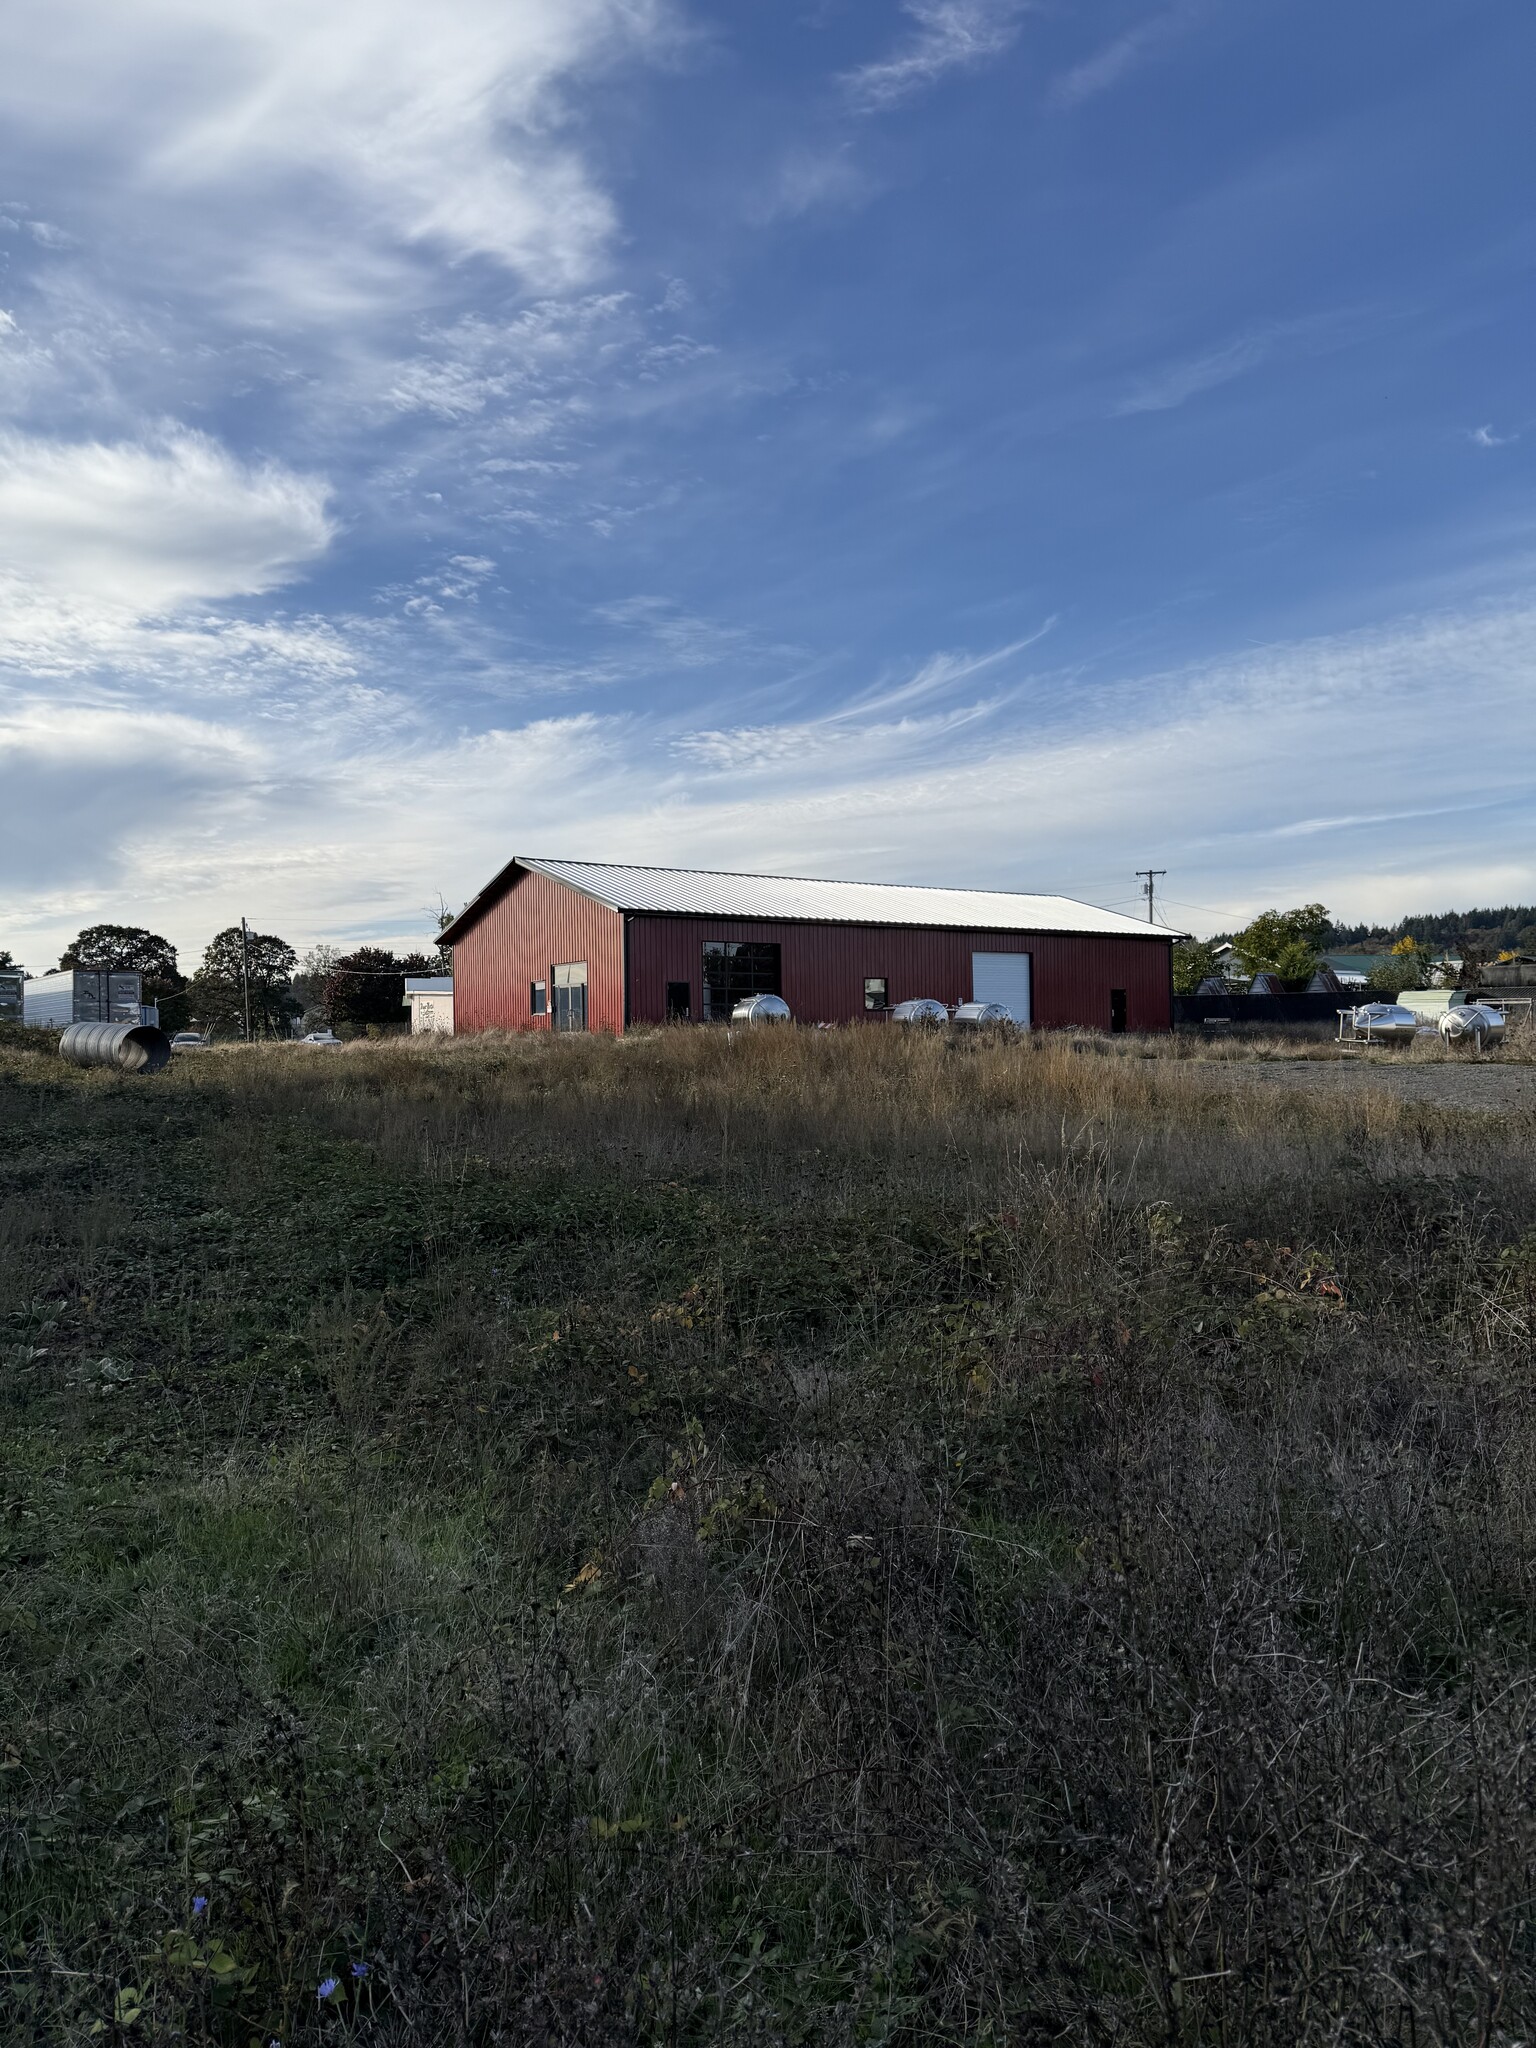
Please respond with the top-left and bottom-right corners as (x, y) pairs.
(1185, 1057), (1536, 1114)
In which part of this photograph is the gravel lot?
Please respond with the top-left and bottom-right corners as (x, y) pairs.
(1188, 1056), (1536, 1114)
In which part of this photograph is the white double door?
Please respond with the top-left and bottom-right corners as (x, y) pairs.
(972, 951), (1032, 1025)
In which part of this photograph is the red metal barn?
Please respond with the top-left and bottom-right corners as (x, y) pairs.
(438, 858), (1176, 1035)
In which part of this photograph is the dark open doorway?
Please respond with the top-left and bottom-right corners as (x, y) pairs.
(1110, 988), (1127, 1034)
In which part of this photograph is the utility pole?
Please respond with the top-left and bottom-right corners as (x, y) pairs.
(240, 917), (253, 1041)
(1136, 869), (1166, 925)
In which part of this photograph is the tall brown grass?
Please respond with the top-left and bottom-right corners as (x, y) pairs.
(3, 1026), (1535, 2043)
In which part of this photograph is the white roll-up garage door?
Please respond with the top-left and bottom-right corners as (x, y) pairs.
(971, 951), (1032, 1024)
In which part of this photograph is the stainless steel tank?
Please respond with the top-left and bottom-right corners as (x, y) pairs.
(59, 1021), (172, 1074)
(1346, 1002), (1419, 1046)
(730, 994), (791, 1023)
(890, 998), (949, 1024)
(1439, 1003), (1505, 1047)
(952, 1002), (1012, 1028)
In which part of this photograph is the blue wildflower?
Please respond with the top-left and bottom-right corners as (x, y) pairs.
(191, 1895), (208, 1917)
(351, 1961), (369, 1979)
(317, 1975), (340, 2000)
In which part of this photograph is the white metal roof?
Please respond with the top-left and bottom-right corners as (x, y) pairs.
(445, 856), (1172, 939)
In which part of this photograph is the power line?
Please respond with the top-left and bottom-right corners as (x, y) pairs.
(1135, 869), (1167, 924)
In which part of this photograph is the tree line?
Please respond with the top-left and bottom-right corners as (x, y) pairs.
(1, 923), (449, 1038)
(1173, 902), (1520, 998)
(1325, 903), (1536, 958)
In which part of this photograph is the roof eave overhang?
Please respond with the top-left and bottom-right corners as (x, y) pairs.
(438, 857), (626, 946)
(624, 908), (1185, 941)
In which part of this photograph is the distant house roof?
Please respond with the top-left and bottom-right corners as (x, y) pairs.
(1320, 951), (1397, 977)
(439, 856), (1183, 946)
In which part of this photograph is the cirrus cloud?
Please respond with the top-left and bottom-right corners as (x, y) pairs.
(0, 0), (675, 302)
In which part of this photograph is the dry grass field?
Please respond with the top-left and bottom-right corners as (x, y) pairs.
(4, 1022), (1536, 2044)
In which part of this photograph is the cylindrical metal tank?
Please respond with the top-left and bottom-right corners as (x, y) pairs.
(1346, 1002), (1419, 1045)
(60, 1021), (172, 1074)
(1439, 1003), (1505, 1047)
(890, 998), (949, 1025)
(730, 993), (791, 1023)
(952, 1001), (1012, 1028)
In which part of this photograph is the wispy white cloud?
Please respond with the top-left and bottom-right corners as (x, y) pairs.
(5, 596), (1534, 964)
(1112, 332), (1277, 415)
(1053, 5), (1198, 109)
(591, 595), (754, 669)
(0, 428), (333, 610)
(0, 427), (340, 687)
(844, 625), (1055, 717)
(384, 296), (636, 421)
(647, 601), (1536, 924)
(1110, 310), (1373, 416)
(844, 0), (1029, 113)
(672, 628), (1054, 770)
(0, 0), (676, 302)
(749, 144), (875, 224)
(1470, 423), (1516, 448)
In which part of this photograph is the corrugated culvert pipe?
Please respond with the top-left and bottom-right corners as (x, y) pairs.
(59, 1021), (172, 1074)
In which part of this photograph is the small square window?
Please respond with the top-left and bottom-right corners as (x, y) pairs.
(530, 980), (547, 1016)
(864, 977), (889, 1012)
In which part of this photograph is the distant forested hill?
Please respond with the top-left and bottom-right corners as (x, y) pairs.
(1325, 906), (1536, 954)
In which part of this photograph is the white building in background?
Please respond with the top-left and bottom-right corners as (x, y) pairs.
(405, 976), (454, 1033)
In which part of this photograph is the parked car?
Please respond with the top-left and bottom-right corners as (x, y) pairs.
(300, 1030), (342, 1045)
(169, 1032), (210, 1052)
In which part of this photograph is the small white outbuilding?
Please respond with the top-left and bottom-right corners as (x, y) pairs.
(404, 977), (454, 1034)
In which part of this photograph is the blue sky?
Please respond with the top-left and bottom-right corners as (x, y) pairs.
(0, 0), (1531, 966)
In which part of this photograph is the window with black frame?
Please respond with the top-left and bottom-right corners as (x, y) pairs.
(701, 941), (781, 1020)
(864, 977), (888, 1011)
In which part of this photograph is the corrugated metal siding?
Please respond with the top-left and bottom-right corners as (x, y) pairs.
(452, 866), (625, 1034)
(627, 917), (1172, 1032)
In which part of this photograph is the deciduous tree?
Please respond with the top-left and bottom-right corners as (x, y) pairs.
(1171, 939), (1224, 996)
(323, 948), (436, 1035)
(1367, 936), (1429, 998)
(185, 928), (299, 1038)
(59, 924), (181, 1000)
(1230, 905), (1330, 985)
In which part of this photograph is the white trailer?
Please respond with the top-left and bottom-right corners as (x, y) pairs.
(24, 969), (144, 1028)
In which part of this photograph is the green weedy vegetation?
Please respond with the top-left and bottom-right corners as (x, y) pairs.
(3, 1024), (1536, 2044)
